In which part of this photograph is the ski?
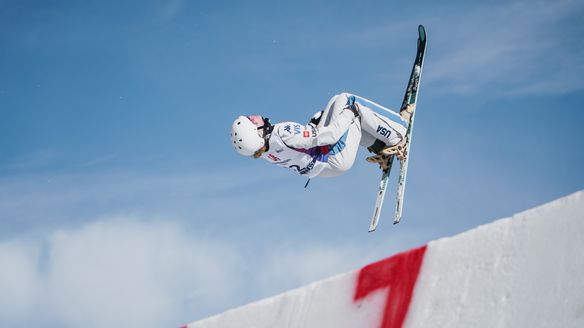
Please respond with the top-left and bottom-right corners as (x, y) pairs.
(369, 156), (394, 232)
(369, 25), (427, 231)
(394, 25), (427, 224)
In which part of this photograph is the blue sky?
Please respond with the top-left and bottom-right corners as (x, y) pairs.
(1, 0), (583, 327)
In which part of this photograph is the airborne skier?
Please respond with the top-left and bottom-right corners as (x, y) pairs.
(230, 93), (412, 178)
(230, 25), (426, 230)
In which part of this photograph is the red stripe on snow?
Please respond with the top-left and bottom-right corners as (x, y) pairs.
(354, 245), (427, 328)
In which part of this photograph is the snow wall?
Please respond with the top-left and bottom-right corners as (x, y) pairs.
(183, 191), (584, 328)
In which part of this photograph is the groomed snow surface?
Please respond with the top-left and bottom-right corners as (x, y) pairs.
(184, 191), (584, 328)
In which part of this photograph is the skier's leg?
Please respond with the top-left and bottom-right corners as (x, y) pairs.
(316, 92), (408, 175)
(350, 96), (409, 169)
(317, 93), (378, 148)
(352, 95), (407, 126)
(359, 130), (376, 148)
(316, 93), (363, 178)
(356, 102), (408, 147)
(318, 93), (352, 128)
(318, 119), (362, 178)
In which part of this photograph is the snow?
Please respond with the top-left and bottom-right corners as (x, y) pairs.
(408, 190), (584, 328)
(183, 190), (584, 328)
(184, 272), (386, 328)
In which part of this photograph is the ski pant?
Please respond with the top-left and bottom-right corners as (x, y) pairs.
(317, 93), (408, 178)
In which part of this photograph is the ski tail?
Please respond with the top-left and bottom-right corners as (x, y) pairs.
(369, 157), (394, 232)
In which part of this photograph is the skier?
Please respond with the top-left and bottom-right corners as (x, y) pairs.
(230, 93), (413, 178)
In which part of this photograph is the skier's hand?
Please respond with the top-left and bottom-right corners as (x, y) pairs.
(344, 103), (360, 118)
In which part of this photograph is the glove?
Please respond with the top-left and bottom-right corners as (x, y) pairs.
(345, 102), (360, 118)
(309, 110), (324, 126)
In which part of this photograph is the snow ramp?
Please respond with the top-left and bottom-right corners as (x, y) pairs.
(183, 191), (584, 328)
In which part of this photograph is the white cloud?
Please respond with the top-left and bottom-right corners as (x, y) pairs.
(0, 240), (41, 325)
(0, 214), (385, 327)
(0, 217), (245, 328)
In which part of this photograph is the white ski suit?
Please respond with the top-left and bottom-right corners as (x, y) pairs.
(260, 93), (408, 178)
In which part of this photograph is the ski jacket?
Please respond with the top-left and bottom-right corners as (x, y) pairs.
(260, 108), (358, 178)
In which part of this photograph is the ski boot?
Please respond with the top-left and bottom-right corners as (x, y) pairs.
(366, 138), (408, 170)
(366, 104), (414, 169)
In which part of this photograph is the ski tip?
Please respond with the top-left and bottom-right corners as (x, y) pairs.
(368, 228), (376, 232)
(418, 25), (426, 42)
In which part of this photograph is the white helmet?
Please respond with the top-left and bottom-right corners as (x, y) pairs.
(231, 116), (265, 156)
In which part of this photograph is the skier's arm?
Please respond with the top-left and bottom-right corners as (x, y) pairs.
(278, 108), (358, 149)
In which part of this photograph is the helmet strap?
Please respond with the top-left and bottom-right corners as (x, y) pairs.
(258, 117), (274, 150)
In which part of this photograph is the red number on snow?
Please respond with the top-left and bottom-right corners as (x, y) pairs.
(354, 245), (427, 328)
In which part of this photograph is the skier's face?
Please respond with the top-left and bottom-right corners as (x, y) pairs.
(246, 115), (267, 159)
(246, 115), (264, 127)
